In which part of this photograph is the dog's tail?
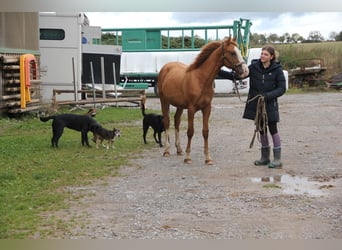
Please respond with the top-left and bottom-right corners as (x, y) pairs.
(39, 116), (55, 122)
(141, 102), (146, 117)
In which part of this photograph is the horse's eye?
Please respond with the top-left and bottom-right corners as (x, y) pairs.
(231, 52), (236, 57)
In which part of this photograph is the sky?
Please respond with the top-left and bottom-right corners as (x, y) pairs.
(85, 12), (342, 40)
(1, 0), (341, 39)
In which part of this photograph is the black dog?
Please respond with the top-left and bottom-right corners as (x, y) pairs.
(141, 103), (164, 147)
(40, 114), (99, 147)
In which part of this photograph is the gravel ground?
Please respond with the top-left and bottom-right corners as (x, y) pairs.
(44, 92), (342, 239)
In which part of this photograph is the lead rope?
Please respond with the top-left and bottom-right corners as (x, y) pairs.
(232, 78), (268, 148)
(232, 77), (245, 103)
(249, 95), (268, 148)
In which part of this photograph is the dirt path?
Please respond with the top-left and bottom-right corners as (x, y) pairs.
(50, 92), (342, 239)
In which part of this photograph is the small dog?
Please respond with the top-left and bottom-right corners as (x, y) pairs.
(141, 102), (164, 147)
(92, 126), (121, 149)
(40, 114), (99, 147)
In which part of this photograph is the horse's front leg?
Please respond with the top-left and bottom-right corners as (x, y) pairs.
(174, 108), (184, 155)
(184, 108), (195, 164)
(202, 105), (214, 165)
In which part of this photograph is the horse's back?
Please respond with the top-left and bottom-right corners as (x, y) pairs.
(159, 62), (187, 82)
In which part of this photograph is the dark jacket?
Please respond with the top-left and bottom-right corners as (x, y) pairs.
(219, 59), (286, 122)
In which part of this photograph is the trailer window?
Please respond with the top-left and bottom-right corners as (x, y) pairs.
(40, 28), (65, 40)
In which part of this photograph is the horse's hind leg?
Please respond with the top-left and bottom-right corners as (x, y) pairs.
(184, 108), (195, 164)
(161, 101), (171, 157)
(174, 108), (184, 156)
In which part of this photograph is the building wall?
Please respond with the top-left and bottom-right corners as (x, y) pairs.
(0, 12), (39, 51)
(0, 12), (41, 114)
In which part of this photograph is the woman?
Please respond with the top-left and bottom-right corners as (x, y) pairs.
(219, 45), (286, 168)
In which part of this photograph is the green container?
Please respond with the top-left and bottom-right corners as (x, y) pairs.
(122, 29), (161, 51)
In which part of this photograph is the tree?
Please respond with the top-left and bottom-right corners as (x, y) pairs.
(283, 32), (291, 43)
(101, 32), (119, 45)
(335, 31), (342, 41)
(250, 33), (260, 46)
(308, 31), (324, 41)
(267, 33), (279, 43)
(329, 31), (337, 41)
(291, 33), (304, 43)
(250, 33), (267, 46)
(258, 34), (267, 44)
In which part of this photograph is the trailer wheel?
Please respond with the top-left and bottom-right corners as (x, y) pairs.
(154, 82), (159, 97)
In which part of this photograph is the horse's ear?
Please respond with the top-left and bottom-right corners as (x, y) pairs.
(223, 36), (232, 42)
(227, 36), (238, 43)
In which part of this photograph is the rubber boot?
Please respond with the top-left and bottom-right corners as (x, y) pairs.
(268, 147), (282, 169)
(254, 146), (270, 166)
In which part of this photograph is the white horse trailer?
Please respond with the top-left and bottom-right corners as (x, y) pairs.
(39, 13), (122, 103)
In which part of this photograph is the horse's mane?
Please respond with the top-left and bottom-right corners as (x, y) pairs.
(187, 37), (237, 72)
(187, 41), (221, 72)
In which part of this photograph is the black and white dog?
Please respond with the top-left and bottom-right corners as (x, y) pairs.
(40, 114), (99, 147)
(92, 126), (121, 149)
(141, 103), (164, 147)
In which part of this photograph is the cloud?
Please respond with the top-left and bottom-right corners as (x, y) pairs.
(169, 12), (342, 38)
(86, 12), (342, 40)
(255, 12), (342, 39)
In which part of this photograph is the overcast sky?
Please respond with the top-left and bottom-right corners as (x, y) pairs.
(2, 0), (341, 39)
(85, 12), (342, 40)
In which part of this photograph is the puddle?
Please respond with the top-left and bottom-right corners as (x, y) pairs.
(251, 174), (330, 196)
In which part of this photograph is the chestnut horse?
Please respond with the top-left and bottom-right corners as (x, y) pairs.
(158, 37), (249, 165)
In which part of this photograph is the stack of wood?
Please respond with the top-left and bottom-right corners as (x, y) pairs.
(0, 54), (42, 114)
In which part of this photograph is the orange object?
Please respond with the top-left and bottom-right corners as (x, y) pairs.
(20, 54), (37, 108)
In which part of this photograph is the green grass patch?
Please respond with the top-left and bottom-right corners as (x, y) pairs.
(0, 106), (157, 238)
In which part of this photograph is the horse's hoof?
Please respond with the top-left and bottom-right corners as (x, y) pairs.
(177, 151), (184, 156)
(163, 152), (170, 157)
(205, 159), (214, 165)
(184, 158), (192, 164)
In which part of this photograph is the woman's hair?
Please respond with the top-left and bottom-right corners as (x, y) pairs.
(262, 45), (279, 62)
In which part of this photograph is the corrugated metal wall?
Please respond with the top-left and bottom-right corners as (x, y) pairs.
(1, 12), (41, 114)
(0, 12), (39, 51)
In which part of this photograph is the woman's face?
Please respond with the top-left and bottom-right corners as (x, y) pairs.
(260, 49), (273, 64)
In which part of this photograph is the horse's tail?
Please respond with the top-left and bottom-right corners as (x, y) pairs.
(40, 116), (55, 122)
(157, 63), (171, 95)
(141, 102), (146, 117)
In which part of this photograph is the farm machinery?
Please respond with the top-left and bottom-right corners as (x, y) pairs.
(285, 58), (327, 88)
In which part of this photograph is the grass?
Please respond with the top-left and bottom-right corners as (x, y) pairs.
(0, 105), (156, 238)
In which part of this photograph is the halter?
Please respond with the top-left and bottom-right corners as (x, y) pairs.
(221, 42), (245, 73)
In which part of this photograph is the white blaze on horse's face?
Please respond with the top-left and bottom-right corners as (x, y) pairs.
(233, 46), (249, 78)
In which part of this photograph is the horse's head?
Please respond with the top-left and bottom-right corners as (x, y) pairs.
(221, 37), (249, 78)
